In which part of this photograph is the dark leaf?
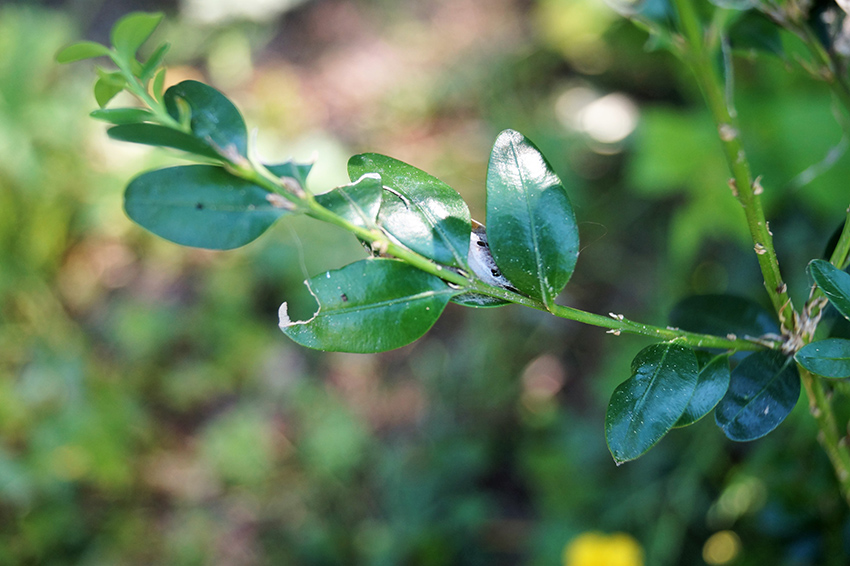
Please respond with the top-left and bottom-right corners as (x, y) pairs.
(605, 342), (699, 463)
(729, 10), (784, 57)
(795, 338), (850, 378)
(164, 80), (248, 158)
(486, 129), (579, 308)
(108, 124), (224, 160)
(674, 352), (731, 427)
(669, 294), (778, 339)
(715, 350), (800, 441)
(124, 165), (289, 249)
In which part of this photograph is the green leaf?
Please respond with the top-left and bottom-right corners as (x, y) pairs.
(669, 294), (779, 339)
(796, 339), (850, 378)
(279, 258), (456, 353)
(110, 12), (163, 61)
(55, 41), (111, 63)
(674, 352), (730, 428)
(164, 80), (248, 158)
(809, 259), (850, 321)
(728, 10), (784, 57)
(485, 129), (579, 308)
(715, 351), (800, 441)
(107, 124), (223, 160)
(140, 42), (170, 82)
(347, 153), (471, 268)
(124, 165), (289, 250)
(152, 68), (167, 103)
(266, 160), (314, 190)
(605, 343), (699, 463)
(608, 0), (676, 50)
(94, 70), (126, 108)
(90, 108), (155, 125)
(313, 174), (383, 229)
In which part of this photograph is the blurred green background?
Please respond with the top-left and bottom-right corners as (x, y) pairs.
(2, 0), (850, 564)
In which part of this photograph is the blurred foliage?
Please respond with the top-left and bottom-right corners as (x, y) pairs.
(2, 0), (850, 565)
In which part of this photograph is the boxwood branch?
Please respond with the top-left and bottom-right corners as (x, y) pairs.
(671, 0), (793, 325)
(231, 160), (771, 353)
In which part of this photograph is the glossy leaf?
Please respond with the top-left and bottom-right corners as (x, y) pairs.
(124, 165), (289, 249)
(110, 12), (163, 61)
(669, 294), (778, 339)
(55, 41), (111, 63)
(164, 80), (248, 158)
(348, 153), (471, 268)
(313, 174), (383, 229)
(486, 129), (578, 308)
(715, 351), (800, 441)
(107, 124), (223, 160)
(90, 108), (155, 125)
(796, 339), (850, 378)
(809, 259), (850, 321)
(279, 258), (456, 353)
(674, 352), (730, 428)
(266, 161), (314, 190)
(605, 343), (699, 463)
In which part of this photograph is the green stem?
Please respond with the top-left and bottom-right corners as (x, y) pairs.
(672, 0), (793, 325)
(235, 160), (771, 352)
(798, 366), (850, 506)
(692, 2), (850, 507)
(112, 50), (182, 130)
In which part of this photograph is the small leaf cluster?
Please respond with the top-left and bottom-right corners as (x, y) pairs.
(56, 13), (581, 352)
(58, 10), (850, 468)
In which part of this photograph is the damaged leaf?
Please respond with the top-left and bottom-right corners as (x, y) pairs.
(279, 258), (458, 353)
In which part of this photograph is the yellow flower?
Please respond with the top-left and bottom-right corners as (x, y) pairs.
(563, 531), (644, 566)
